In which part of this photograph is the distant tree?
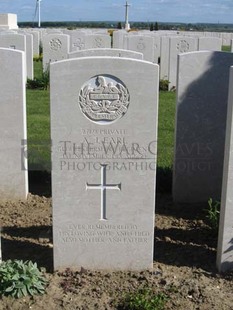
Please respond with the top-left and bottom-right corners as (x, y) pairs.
(154, 22), (159, 31)
(117, 22), (122, 29)
(150, 23), (154, 31)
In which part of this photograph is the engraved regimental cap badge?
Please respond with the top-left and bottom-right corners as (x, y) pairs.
(79, 75), (130, 124)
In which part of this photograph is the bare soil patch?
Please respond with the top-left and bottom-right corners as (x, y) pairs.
(0, 183), (233, 309)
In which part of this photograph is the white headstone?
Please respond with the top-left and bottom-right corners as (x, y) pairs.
(29, 31), (40, 56)
(0, 32), (26, 51)
(173, 51), (233, 203)
(46, 29), (63, 34)
(25, 33), (34, 79)
(153, 35), (161, 64)
(19, 32), (34, 79)
(51, 57), (159, 270)
(69, 31), (87, 52)
(126, 35), (154, 62)
(221, 33), (232, 46)
(113, 30), (127, 49)
(42, 34), (70, 71)
(168, 37), (197, 90)
(198, 37), (222, 51)
(84, 34), (111, 49)
(68, 48), (143, 60)
(217, 66), (233, 272)
(0, 48), (28, 199)
(160, 36), (169, 80)
(0, 33), (27, 80)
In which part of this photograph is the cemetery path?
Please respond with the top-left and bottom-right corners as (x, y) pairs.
(0, 193), (233, 309)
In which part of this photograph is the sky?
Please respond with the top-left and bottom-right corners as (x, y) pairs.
(1, 0), (233, 24)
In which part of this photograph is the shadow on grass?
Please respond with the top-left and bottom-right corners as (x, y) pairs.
(156, 167), (172, 194)
(156, 192), (208, 221)
(29, 171), (51, 197)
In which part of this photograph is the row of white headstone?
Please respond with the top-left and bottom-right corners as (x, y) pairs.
(1, 46), (233, 272)
(40, 31), (224, 88)
(40, 30), (233, 92)
(1, 28), (233, 90)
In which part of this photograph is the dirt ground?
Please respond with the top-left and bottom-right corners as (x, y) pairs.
(0, 177), (233, 310)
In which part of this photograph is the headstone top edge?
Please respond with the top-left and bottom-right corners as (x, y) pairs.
(69, 48), (143, 55)
(50, 56), (159, 68)
(0, 47), (24, 56)
(178, 50), (231, 58)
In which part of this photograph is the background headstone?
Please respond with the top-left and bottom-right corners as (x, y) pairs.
(198, 37), (222, 51)
(51, 57), (159, 270)
(0, 48), (28, 200)
(112, 30), (127, 49)
(173, 51), (233, 203)
(68, 48), (143, 59)
(84, 34), (111, 49)
(168, 37), (197, 90)
(126, 35), (154, 62)
(231, 39), (233, 53)
(0, 33), (27, 80)
(221, 33), (232, 46)
(69, 31), (87, 52)
(217, 66), (233, 272)
(28, 30), (40, 56)
(42, 34), (70, 71)
(18, 32), (34, 79)
(153, 35), (161, 64)
(160, 36), (170, 80)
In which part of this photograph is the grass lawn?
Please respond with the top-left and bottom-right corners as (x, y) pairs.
(158, 91), (176, 169)
(222, 45), (231, 52)
(26, 61), (176, 174)
(26, 89), (50, 170)
(34, 60), (43, 78)
(26, 61), (50, 170)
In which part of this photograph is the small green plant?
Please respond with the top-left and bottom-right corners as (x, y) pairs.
(206, 198), (220, 231)
(27, 68), (50, 90)
(159, 79), (169, 91)
(118, 289), (167, 310)
(39, 41), (43, 56)
(27, 78), (45, 89)
(0, 260), (47, 298)
(33, 54), (43, 62)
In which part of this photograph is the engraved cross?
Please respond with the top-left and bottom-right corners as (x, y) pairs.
(86, 164), (121, 220)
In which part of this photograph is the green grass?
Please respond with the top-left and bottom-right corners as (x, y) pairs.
(157, 91), (176, 169)
(117, 289), (168, 310)
(26, 61), (176, 174)
(34, 60), (43, 79)
(26, 61), (50, 170)
(222, 45), (231, 52)
(156, 91), (176, 192)
(26, 88), (50, 170)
